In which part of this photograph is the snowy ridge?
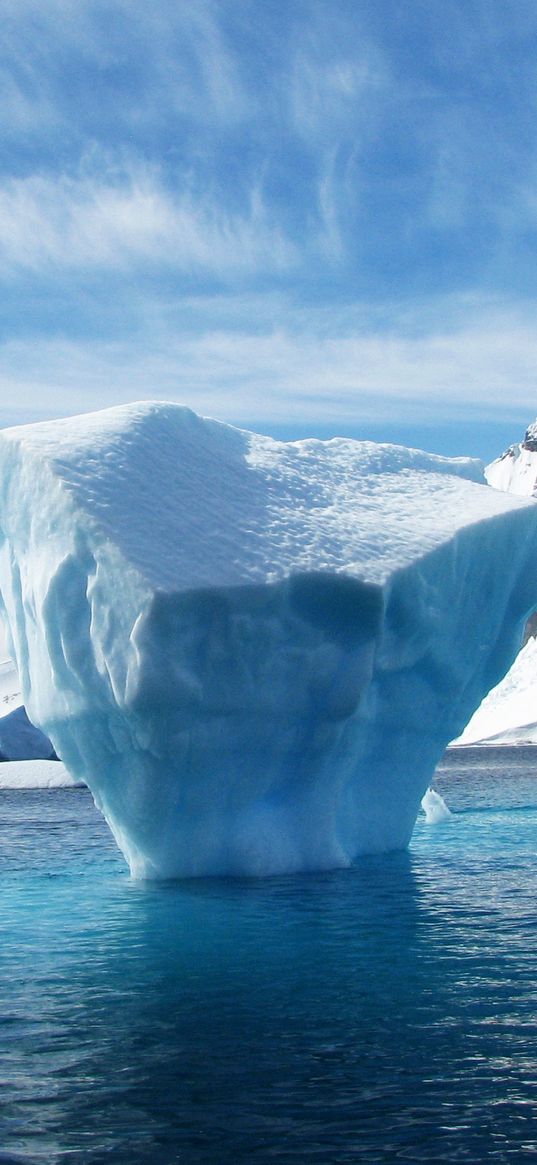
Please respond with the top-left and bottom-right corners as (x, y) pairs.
(1, 402), (537, 877)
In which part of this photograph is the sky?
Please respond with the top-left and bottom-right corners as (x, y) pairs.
(2, 0), (537, 460)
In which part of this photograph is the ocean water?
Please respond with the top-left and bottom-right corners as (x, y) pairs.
(1, 746), (536, 1164)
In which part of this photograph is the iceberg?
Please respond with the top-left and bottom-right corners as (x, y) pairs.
(1, 401), (537, 878)
(420, 787), (451, 824)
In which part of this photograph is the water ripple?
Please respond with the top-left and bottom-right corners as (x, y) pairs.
(0, 748), (536, 1162)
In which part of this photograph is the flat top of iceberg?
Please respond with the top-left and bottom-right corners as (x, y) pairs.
(1, 401), (533, 589)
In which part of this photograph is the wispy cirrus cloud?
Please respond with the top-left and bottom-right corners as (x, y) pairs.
(0, 0), (249, 147)
(1, 294), (536, 439)
(2, 0), (537, 454)
(0, 160), (296, 277)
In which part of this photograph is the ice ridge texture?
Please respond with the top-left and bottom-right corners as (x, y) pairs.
(1, 401), (537, 878)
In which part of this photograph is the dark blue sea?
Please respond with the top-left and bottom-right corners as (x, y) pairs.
(1, 746), (536, 1164)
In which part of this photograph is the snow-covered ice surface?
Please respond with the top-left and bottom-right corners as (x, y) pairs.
(457, 423), (537, 745)
(0, 759), (82, 788)
(1, 401), (537, 878)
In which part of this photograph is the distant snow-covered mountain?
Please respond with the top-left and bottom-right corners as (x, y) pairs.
(0, 617), (21, 714)
(456, 422), (537, 745)
(455, 635), (537, 745)
(485, 420), (537, 497)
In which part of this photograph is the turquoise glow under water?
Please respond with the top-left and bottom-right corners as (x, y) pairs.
(1, 746), (536, 1163)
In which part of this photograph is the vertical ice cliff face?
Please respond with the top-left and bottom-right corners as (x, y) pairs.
(1, 402), (537, 877)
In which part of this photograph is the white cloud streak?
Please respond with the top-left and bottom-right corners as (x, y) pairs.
(1, 296), (536, 429)
(0, 162), (296, 276)
(2, 0), (537, 446)
(0, 0), (250, 144)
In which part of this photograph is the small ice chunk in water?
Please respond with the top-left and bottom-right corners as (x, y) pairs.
(421, 787), (451, 824)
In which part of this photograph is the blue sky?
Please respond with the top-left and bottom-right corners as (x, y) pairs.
(2, 0), (537, 459)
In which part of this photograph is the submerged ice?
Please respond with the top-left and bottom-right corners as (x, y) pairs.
(1, 401), (537, 878)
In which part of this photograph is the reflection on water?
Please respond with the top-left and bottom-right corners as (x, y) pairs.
(0, 746), (536, 1163)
